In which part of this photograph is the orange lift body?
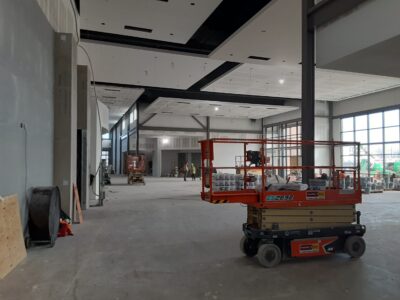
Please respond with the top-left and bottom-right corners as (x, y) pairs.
(200, 138), (362, 208)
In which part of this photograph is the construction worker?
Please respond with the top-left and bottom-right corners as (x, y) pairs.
(183, 161), (189, 181)
(191, 163), (197, 181)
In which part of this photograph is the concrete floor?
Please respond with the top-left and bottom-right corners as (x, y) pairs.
(1, 177), (400, 300)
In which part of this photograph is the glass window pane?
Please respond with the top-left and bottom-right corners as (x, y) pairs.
(355, 115), (368, 130)
(385, 143), (400, 155)
(385, 156), (400, 175)
(360, 144), (369, 155)
(384, 109), (399, 127)
(370, 155), (383, 175)
(355, 130), (368, 143)
(342, 146), (355, 156)
(342, 117), (354, 132)
(385, 127), (399, 142)
(342, 132), (354, 142)
(360, 156), (369, 175)
(369, 112), (383, 128)
(369, 128), (383, 143)
(342, 156), (355, 167)
(370, 144), (383, 155)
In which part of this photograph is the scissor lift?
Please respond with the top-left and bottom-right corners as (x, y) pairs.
(200, 138), (366, 267)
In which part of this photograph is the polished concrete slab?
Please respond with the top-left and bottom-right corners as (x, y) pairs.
(1, 177), (399, 300)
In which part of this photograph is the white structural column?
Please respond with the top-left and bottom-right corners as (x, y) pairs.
(54, 33), (78, 217)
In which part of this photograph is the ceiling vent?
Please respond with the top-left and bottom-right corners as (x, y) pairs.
(248, 55), (270, 61)
(104, 88), (120, 92)
(103, 96), (117, 99)
(177, 101), (190, 104)
(239, 106), (251, 109)
(162, 111), (173, 114)
(124, 25), (153, 33)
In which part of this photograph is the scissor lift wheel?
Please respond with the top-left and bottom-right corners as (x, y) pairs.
(345, 235), (366, 258)
(257, 243), (282, 268)
(240, 236), (258, 257)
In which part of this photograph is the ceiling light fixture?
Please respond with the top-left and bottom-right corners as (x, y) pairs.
(162, 137), (169, 145)
(214, 107), (219, 111)
(279, 79), (285, 85)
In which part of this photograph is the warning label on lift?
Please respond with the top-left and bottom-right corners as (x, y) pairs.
(306, 191), (326, 200)
(266, 195), (294, 201)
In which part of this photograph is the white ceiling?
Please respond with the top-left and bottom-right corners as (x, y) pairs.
(78, 42), (223, 89)
(143, 97), (298, 119)
(210, 0), (301, 65)
(204, 63), (400, 101)
(80, 0), (223, 44)
(90, 85), (144, 126)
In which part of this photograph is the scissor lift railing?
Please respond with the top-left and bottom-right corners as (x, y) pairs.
(200, 138), (362, 208)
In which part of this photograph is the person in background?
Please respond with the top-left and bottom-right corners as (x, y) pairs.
(191, 163), (197, 181)
(183, 161), (189, 181)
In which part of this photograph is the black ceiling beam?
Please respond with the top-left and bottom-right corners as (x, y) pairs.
(308, 0), (367, 28)
(81, 30), (210, 56)
(188, 62), (241, 91)
(92, 81), (300, 106)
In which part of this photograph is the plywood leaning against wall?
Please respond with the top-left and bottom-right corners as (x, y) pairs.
(0, 195), (27, 279)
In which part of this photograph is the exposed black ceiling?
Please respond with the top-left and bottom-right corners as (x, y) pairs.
(74, 0), (80, 13)
(81, 0), (271, 56)
(186, 0), (272, 52)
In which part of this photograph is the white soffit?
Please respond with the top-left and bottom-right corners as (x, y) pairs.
(78, 42), (224, 89)
(204, 64), (400, 101)
(210, 0), (301, 65)
(143, 98), (297, 119)
(90, 85), (144, 126)
(80, 0), (223, 44)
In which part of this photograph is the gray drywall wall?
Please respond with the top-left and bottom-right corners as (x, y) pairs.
(0, 0), (54, 220)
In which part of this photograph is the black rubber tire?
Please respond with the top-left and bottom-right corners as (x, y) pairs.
(345, 236), (366, 258)
(257, 244), (282, 268)
(240, 236), (258, 257)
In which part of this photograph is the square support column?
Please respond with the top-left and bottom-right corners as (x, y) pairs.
(54, 33), (77, 217)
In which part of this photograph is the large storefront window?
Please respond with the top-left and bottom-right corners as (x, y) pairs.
(341, 108), (400, 179)
(265, 121), (302, 177)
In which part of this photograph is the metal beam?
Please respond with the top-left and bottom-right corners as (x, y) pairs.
(139, 125), (262, 135)
(206, 117), (210, 139)
(93, 81), (299, 106)
(191, 116), (206, 129)
(302, 0), (315, 184)
(188, 62), (241, 91)
(140, 113), (157, 126)
(308, 0), (367, 28)
(81, 30), (209, 56)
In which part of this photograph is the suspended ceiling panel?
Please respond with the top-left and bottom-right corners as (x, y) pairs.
(78, 42), (223, 89)
(210, 0), (301, 65)
(204, 63), (400, 101)
(143, 98), (297, 119)
(90, 85), (144, 126)
(80, 0), (223, 44)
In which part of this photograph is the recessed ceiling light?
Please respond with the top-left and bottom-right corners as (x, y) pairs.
(170, 33), (174, 36)
(101, 22), (106, 26)
(214, 107), (219, 111)
(190, 2), (195, 5)
(162, 137), (169, 145)
(279, 79), (285, 85)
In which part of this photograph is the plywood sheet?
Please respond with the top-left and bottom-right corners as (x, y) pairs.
(0, 195), (27, 279)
